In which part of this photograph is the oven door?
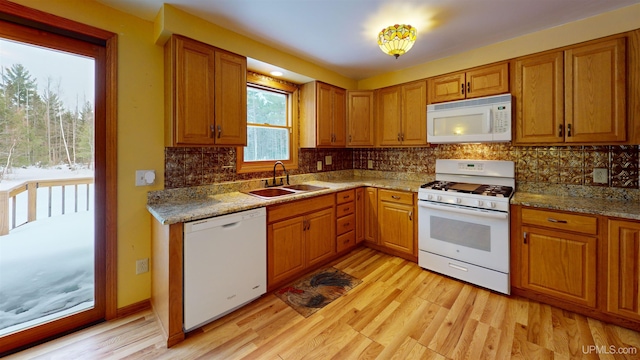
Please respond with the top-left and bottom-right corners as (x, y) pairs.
(418, 200), (509, 273)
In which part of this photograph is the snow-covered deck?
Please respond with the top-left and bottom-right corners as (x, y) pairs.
(0, 210), (95, 336)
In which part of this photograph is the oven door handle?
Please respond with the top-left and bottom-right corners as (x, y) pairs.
(418, 201), (508, 220)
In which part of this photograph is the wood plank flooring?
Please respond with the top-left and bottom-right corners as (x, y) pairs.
(6, 247), (640, 359)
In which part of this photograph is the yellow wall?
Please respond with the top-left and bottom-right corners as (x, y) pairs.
(9, 0), (640, 309)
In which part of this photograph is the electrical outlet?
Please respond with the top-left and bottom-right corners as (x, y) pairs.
(325, 155), (332, 165)
(593, 168), (608, 184)
(368, 160), (373, 169)
(317, 161), (323, 171)
(136, 258), (149, 274)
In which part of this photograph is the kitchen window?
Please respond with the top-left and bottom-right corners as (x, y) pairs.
(237, 73), (298, 173)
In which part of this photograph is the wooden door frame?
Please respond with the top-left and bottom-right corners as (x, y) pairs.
(0, 0), (117, 354)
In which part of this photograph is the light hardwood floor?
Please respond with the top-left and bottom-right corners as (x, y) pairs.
(7, 247), (640, 359)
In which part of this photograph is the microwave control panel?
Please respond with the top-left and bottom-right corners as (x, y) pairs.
(492, 105), (510, 134)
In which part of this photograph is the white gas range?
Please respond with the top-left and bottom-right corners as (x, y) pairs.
(418, 159), (515, 294)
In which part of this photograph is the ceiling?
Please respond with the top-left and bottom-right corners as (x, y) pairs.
(96, 0), (640, 82)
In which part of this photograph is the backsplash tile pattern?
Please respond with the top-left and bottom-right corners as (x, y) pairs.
(165, 144), (640, 191)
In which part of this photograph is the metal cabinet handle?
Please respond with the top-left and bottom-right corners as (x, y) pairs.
(467, 82), (470, 93)
(343, 222), (350, 227)
(349, 134), (352, 142)
(210, 125), (215, 138)
(547, 218), (567, 224)
(558, 124), (563, 137)
(524, 231), (528, 244)
(397, 133), (401, 141)
(567, 124), (572, 137)
(217, 125), (222, 138)
(409, 211), (413, 221)
(391, 195), (401, 200)
(460, 84), (464, 95)
(343, 239), (350, 244)
(343, 207), (350, 212)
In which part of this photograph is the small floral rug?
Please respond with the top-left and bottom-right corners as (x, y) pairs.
(274, 267), (362, 317)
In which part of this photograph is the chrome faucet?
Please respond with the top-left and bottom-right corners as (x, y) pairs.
(270, 161), (289, 187)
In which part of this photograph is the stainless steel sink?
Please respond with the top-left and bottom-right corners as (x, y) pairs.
(247, 188), (296, 198)
(246, 183), (328, 199)
(281, 184), (327, 192)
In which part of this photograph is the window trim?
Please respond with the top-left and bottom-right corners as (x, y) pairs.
(236, 72), (298, 174)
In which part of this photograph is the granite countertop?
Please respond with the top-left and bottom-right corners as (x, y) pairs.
(147, 175), (427, 225)
(511, 192), (640, 221)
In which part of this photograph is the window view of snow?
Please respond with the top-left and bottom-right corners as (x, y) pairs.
(0, 38), (95, 335)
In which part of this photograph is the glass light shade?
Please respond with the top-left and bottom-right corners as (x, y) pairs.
(377, 24), (417, 59)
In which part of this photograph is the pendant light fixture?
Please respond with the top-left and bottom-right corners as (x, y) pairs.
(377, 24), (417, 59)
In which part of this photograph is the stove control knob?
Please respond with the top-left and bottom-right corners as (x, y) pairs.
(436, 195), (442, 201)
(455, 198), (462, 204)
(489, 201), (496, 208)
(427, 194), (433, 200)
(476, 200), (484, 207)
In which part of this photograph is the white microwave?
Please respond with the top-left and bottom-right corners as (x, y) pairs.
(427, 94), (512, 143)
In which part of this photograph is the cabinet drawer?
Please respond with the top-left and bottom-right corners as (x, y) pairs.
(378, 189), (414, 205)
(336, 189), (355, 204)
(521, 208), (597, 235)
(268, 194), (334, 223)
(336, 201), (355, 217)
(337, 214), (355, 235)
(337, 231), (355, 252)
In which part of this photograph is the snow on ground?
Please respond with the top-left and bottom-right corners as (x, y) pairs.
(0, 166), (95, 335)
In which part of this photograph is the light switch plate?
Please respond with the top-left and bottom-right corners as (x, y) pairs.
(325, 155), (332, 165)
(135, 170), (156, 186)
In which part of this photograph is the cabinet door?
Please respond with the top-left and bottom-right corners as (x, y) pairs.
(565, 38), (626, 143)
(377, 86), (402, 146)
(306, 208), (336, 267)
(514, 52), (564, 144)
(428, 72), (465, 103)
(316, 83), (334, 146)
(521, 226), (597, 307)
(401, 81), (427, 145)
(173, 36), (216, 145)
(364, 187), (378, 244)
(355, 188), (365, 243)
(465, 63), (509, 99)
(214, 51), (247, 145)
(268, 217), (305, 285)
(608, 220), (640, 320)
(378, 200), (414, 255)
(332, 87), (347, 146)
(347, 91), (375, 146)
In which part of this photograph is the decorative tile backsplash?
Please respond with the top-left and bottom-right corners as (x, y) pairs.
(165, 144), (640, 191)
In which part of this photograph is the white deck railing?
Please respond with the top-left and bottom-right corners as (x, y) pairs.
(0, 177), (94, 236)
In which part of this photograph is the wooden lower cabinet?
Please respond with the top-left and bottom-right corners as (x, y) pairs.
(355, 188), (365, 243)
(267, 195), (335, 291)
(375, 189), (417, 261)
(607, 219), (640, 321)
(364, 187), (378, 244)
(512, 205), (640, 332)
(520, 225), (597, 307)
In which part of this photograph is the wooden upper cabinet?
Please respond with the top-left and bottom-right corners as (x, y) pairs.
(300, 81), (347, 148)
(514, 51), (564, 144)
(514, 36), (627, 145)
(377, 80), (427, 146)
(607, 219), (640, 321)
(165, 35), (247, 147)
(428, 62), (508, 104)
(214, 51), (248, 145)
(565, 38), (626, 143)
(347, 91), (375, 147)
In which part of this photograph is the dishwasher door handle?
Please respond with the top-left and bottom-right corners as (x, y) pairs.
(222, 221), (241, 229)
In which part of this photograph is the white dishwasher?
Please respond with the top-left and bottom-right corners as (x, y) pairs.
(183, 207), (266, 331)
